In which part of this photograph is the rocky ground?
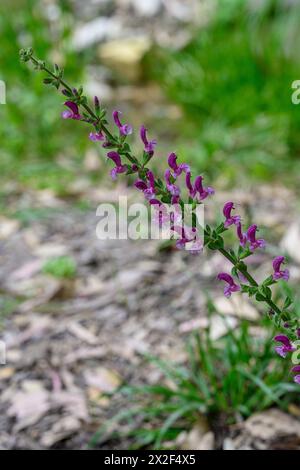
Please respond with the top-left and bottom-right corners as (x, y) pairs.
(1, 184), (300, 449)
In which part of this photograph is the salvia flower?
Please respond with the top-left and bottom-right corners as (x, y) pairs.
(195, 175), (214, 201)
(246, 224), (266, 251)
(165, 169), (180, 197)
(134, 171), (156, 200)
(272, 256), (290, 281)
(172, 225), (203, 254)
(274, 335), (295, 358)
(186, 172), (196, 198)
(223, 202), (241, 228)
(113, 110), (133, 136)
(61, 101), (82, 120)
(217, 272), (241, 298)
(168, 152), (190, 177)
(185, 173), (214, 201)
(150, 200), (171, 228)
(106, 151), (127, 180)
(89, 130), (105, 142)
(140, 126), (157, 156)
(236, 222), (247, 247)
(291, 366), (300, 384)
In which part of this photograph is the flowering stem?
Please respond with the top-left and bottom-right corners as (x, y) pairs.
(21, 51), (287, 319)
(218, 246), (281, 314)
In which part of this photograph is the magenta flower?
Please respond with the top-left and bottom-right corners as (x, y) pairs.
(217, 272), (240, 298)
(165, 169), (180, 197)
(106, 151), (127, 180)
(134, 170), (156, 200)
(274, 335), (295, 358)
(168, 153), (190, 177)
(172, 225), (203, 253)
(185, 173), (214, 201)
(195, 176), (214, 201)
(246, 224), (266, 251)
(61, 101), (82, 120)
(236, 222), (247, 247)
(272, 256), (290, 281)
(223, 202), (241, 228)
(89, 131), (105, 142)
(291, 366), (300, 384)
(140, 126), (157, 156)
(150, 199), (170, 228)
(113, 110), (132, 136)
(186, 172), (196, 198)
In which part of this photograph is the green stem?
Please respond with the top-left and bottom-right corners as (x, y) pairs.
(218, 247), (281, 314)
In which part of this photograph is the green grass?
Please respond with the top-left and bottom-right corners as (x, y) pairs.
(0, 0), (94, 194)
(42, 256), (77, 279)
(90, 316), (299, 449)
(0, 295), (20, 328)
(146, 0), (300, 186)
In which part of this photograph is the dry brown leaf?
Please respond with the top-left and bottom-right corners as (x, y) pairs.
(68, 322), (98, 345)
(84, 367), (121, 393)
(40, 416), (81, 447)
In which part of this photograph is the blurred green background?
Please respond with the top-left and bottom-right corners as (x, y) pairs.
(1, 0), (300, 204)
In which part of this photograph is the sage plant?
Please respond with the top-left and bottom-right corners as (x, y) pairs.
(20, 48), (300, 384)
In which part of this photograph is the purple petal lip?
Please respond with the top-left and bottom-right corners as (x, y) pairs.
(217, 272), (235, 285)
(275, 345), (288, 358)
(89, 131), (105, 141)
(113, 110), (132, 136)
(291, 366), (300, 373)
(294, 375), (300, 384)
(64, 101), (79, 114)
(62, 101), (82, 120)
(107, 151), (122, 167)
(274, 335), (293, 348)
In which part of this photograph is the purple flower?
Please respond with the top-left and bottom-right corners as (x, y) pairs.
(113, 110), (133, 136)
(274, 335), (295, 358)
(106, 151), (127, 180)
(223, 202), (241, 228)
(217, 272), (240, 298)
(186, 172), (196, 198)
(89, 131), (105, 142)
(165, 169), (180, 197)
(272, 256), (290, 281)
(140, 126), (157, 156)
(150, 199), (170, 228)
(291, 366), (300, 384)
(185, 173), (214, 201)
(194, 176), (214, 201)
(246, 224), (266, 251)
(172, 225), (203, 253)
(168, 153), (190, 177)
(134, 170), (156, 200)
(61, 101), (82, 120)
(236, 222), (247, 247)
